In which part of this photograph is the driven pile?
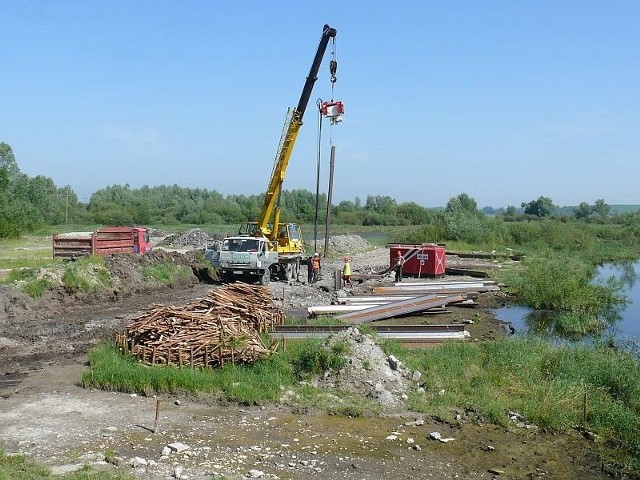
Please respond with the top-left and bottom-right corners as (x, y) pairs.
(116, 284), (285, 368)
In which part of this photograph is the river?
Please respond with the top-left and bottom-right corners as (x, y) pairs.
(494, 260), (640, 345)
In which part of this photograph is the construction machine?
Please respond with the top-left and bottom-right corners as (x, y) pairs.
(206, 24), (343, 285)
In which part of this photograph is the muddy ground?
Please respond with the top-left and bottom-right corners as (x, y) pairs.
(0, 237), (615, 479)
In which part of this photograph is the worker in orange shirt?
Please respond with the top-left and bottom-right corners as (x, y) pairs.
(311, 252), (321, 284)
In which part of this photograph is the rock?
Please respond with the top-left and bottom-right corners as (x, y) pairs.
(161, 446), (172, 456)
(247, 469), (265, 478)
(167, 442), (190, 453)
(488, 467), (505, 475)
(413, 445), (422, 451)
(429, 432), (442, 441)
(174, 465), (185, 478)
(387, 355), (400, 370)
(131, 456), (148, 467)
(385, 434), (398, 440)
(404, 419), (424, 427)
(50, 464), (84, 475)
(412, 370), (422, 382)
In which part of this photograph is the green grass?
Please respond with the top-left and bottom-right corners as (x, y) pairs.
(83, 338), (350, 405)
(3, 255), (112, 297)
(62, 257), (111, 293)
(139, 263), (191, 287)
(396, 338), (640, 470)
(495, 253), (627, 335)
(0, 235), (55, 271)
(0, 451), (134, 479)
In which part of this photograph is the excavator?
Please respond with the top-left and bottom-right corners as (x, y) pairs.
(206, 24), (344, 285)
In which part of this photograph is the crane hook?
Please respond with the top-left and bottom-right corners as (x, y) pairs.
(329, 60), (337, 84)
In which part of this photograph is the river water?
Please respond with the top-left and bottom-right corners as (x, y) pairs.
(494, 261), (640, 345)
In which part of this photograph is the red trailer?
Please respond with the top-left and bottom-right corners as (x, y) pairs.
(388, 244), (446, 277)
(53, 226), (152, 259)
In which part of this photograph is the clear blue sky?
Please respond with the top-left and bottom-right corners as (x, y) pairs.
(1, 1), (638, 208)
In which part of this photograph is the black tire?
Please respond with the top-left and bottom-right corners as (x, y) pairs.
(259, 269), (270, 285)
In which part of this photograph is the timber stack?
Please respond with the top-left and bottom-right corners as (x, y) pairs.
(116, 284), (284, 368)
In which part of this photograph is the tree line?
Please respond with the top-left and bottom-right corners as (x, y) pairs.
(1, 141), (639, 238)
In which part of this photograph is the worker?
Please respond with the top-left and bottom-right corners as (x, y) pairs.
(311, 252), (321, 284)
(395, 251), (406, 282)
(342, 256), (352, 288)
(306, 255), (313, 284)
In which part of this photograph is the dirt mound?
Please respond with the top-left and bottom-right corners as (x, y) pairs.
(0, 286), (34, 328)
(316, 327), (417, 410)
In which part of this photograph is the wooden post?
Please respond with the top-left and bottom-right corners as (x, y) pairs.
(153, 399), (161, 433)
(151, 346), (156, 365)
(583, 392), (588, 423)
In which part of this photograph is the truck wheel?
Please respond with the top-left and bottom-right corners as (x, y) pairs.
(279, 265), (293, 282)
(221, 273), (233, 283)
(259, 269), (270, 286)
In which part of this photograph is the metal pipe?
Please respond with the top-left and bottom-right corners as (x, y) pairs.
(324, 145), (335, 256)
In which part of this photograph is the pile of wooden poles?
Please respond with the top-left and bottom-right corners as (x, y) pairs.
(115, 283), (285, 368)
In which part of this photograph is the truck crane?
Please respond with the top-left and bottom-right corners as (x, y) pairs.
(205, 24), (343, 285)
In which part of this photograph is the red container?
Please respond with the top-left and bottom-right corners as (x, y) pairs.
(389, 244), (446, 277)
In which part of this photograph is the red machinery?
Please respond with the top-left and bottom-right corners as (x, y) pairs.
(320, 100), (344, 125)
(388, 243), (446, 277)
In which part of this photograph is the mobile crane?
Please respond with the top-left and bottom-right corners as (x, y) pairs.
(205, 24), (343, 285)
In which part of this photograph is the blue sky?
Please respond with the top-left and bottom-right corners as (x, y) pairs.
(1, 1), (638, 209)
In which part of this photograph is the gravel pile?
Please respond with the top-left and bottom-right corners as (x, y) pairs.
(315, 327), (416, 410)
(327, 234), (372, 255)
(157, 228), (213, 249)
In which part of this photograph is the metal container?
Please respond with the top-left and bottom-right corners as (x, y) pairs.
(389, 244), (446, 277)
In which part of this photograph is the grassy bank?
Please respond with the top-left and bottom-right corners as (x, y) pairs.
(0, 450), (133, 479)
(83, 338), (377, 416)
(387, 337), (640, 470)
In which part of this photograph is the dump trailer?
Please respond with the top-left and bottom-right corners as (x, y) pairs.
(52, 226), (152, 259)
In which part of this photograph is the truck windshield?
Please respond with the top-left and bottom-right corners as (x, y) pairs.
(222, 238), (260, 252)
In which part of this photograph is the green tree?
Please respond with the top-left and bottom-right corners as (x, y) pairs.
(446, 193), (479, 215)
(573, 202), (592, 220)
(0, 142), (19, 179)
(522, 196), (556, 217)
(593, 199), (611, 217)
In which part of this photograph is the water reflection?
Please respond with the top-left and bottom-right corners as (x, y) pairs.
(494, 260), (640, 343)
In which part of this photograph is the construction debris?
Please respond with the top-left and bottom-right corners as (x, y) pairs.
(335, 294), (466, 324)
(116, 283), (285, 368)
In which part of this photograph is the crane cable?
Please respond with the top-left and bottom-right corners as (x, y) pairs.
(312, 37), (338, 253)
(313, 104), (323, 253)
(329, 36), (338, 147)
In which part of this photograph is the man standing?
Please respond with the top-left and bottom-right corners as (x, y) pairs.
(342, 256), (352, 287)
(395, 251), (406, 282)
(311, 252), (321, 284)
(306, 255), (314, 284)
